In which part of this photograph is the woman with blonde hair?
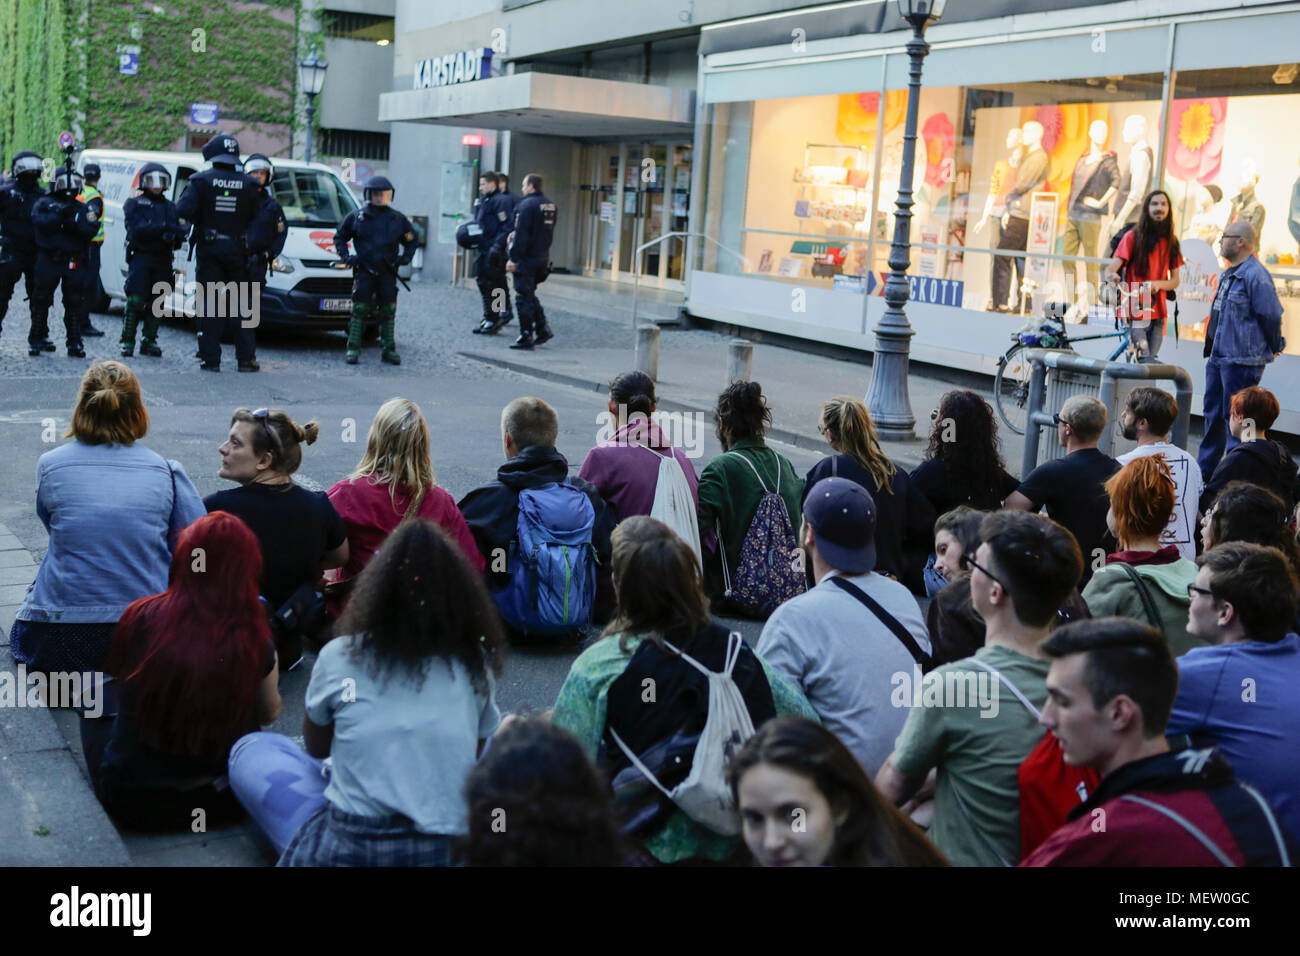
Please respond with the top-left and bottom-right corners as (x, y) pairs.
(325, 398), (484, 616)
(1082, 455), (1203, 655)
(803, 396), (934, 590)
(12, 360), (206, 672)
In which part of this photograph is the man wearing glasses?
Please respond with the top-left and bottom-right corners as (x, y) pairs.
(1197, 222), (1285, 483)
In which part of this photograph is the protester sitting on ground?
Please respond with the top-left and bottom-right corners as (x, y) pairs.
(1021, 617), (1296, 866)
(83, 512), (281, 831)
(228, 520), (504, 866)
(1082, 456), (1201, 656)
(1199, 481), (1300, 589)
(877, 511), (1083, 867)
(11, 361), (206, 673)
(910, 389), (1020, 518)
(1006, 395), (1119, 585)
(578, 370), (700, 524)
(1169, 542), (1300, 841)
(551, 516), (817, 865)
(1115, 386), (1202, 561)
(925, 506), (990, 668)
(758, 478), (930, 775)
(325, 398), (483, 619)
(205, 408), (347, 668)
(803, 397), (934, 591)
(458, 396), (616, 635)
(1200, 386), (1299, 513)
(697, 381), (805, 616)
(729, 716), (947, 867)
(463, 718), (631, 866)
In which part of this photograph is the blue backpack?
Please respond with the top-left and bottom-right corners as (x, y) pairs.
(494, 482), (597, 637)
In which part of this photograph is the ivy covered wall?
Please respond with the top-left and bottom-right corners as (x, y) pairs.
(0, 0), (79, 168)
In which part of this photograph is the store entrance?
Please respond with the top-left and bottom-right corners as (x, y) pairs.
(575, 140), (691, 288)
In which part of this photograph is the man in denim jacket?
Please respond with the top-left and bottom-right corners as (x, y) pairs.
(1197, 222), (1285, 482)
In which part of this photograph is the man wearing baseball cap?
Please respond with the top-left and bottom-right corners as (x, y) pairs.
(757, 477), (931, 775)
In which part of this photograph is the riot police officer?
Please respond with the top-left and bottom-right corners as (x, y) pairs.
(500, 173), (556, 350)
(177, 133), (262, 372)
(120, 163), (186, 357)
(30, 165), (98, 357)
(244, 153), (287, 284)
(0, 151), (48, 348)
(333, 175), (417, 365)
(76, 163), (107, 337)
(471, 171), (515, 335)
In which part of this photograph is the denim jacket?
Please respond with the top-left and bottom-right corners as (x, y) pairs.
(17, 441), (207, 624)
(1207, 255), (1285, 366)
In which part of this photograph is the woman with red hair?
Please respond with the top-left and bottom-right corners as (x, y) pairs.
(81, 511), (282, 830)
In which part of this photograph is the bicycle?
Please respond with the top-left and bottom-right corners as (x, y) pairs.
(993, 298), (1140, 436)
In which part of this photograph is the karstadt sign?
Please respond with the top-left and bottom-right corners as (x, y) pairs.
(413, 47), (493, 89)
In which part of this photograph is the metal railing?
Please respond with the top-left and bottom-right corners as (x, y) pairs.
(631, 231), (749, 330)
(1021, 348), (1194, 476)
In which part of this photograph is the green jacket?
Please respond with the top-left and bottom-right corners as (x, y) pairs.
(697, 439), (805, 608)
(1081, 555), (1208, 657)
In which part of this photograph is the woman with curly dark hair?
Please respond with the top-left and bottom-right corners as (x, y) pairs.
(728, 717), (947, 867)
(463, 718), (630, 866)
(911, 389), (1020, 517)
(228, 519), (505, 866)
(1201, 481), (1300, 589)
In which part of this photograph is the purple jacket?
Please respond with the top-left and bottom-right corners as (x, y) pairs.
(578, 420), (699, 523)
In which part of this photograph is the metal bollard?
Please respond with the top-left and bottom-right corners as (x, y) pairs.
(727, 339), (753, 384)
(635, 325), (660, 381)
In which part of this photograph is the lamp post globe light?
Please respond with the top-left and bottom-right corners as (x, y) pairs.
(865, 0), (947, 440)
(298, 44), (328, 164)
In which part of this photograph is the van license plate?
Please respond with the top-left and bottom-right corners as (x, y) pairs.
(320, 298), (352, 312)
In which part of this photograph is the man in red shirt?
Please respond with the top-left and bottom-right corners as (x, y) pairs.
(1105, 190), (1184, 363)
(1021, 617), (1294, 866)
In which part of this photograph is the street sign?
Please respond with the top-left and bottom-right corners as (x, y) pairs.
(57, 131), (75, 150)
(117, 45), (140, 76)
(190, 102), (219, 126)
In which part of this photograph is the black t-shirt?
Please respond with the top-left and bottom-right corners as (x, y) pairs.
(1015, 448), (1120, 582)
(910, 457), (1021, 516)
(204, 482), (346, 607)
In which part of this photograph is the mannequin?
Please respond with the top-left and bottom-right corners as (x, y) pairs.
(1112, 115), (1153, 227)
(975, 128), (1023, 235)
(990, 121), (1047, 313)
(1289, 156), (1300, 256)
(1228, 160), (1266, 237)
(1063, 119), (1120, 312)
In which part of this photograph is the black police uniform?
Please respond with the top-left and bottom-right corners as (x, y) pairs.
(77, 164), (106, 336)
(501, 189), (556, 347)
(30, 175), (99, 356)
(0, 152), (47, 345)
(472, 186), (515, 332)
(333, 177), (417, 364)
(121, 163), (186, 357)
(244, 154), (287, 284)
(177, 134), (262, 370)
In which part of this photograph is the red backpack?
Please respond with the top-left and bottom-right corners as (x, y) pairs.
(969, 659), (1100, 862)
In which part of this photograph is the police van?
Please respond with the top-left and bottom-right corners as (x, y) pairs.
(80, 149), (373, 332)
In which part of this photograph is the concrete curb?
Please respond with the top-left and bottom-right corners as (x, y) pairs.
(0, 522), (132, 866)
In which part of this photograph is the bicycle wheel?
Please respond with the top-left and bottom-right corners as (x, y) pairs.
(993, 343), (1034, 436)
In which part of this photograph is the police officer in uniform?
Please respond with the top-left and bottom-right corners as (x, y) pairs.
(76, 163), (107, 337)
(30, 165), (99, 357)
(120, 163), (186, 358)
(177, 133), (262, 372)
(0, 151), (48, 348)
(333, 175), (417, 365)
(500, 173), (556, 350)
(243, 153), (287, 288)
(471, 171), (515, 335)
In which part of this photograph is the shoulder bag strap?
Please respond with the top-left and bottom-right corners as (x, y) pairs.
(968, 657), (1041, 721)
(827, 576), (928, 666)
(1113, 562), (1162, 630)
(725, 450), (771, 495)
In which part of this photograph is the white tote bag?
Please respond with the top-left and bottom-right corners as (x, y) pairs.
(643, 445), (702, 570)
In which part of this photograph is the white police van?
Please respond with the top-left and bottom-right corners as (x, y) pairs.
(80, 149), (373, 332)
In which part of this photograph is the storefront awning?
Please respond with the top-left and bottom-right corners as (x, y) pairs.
(378, 72), (695, 137)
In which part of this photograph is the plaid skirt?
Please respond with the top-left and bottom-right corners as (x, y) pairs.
(9, 619), (116, 673)
(277, 804), (460, 867)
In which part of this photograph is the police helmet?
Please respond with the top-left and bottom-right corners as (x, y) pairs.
(82, 163), (101, 180)
(11, 151), (43, 178)
(244, 153), (274, 183)
(363, 175), (394, 202)
(138, 162), (171, 194)
(52, 168), (84, 195)
(202, 133), (241, 166)
(456, 221), (484, 249)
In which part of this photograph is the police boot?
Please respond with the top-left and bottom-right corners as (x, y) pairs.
(120, 294), (143, 356)
(379, 305), (400, 365)
(509, 332), (535, 351)
(534, 324), (555, 346)
(345, 303), (368, 363)
(139, 299), (163, 357)
(67, 341), (86, 359)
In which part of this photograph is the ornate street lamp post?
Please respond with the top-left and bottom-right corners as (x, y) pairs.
(865, 0), (948, 440)
(298, 45), (329, 164)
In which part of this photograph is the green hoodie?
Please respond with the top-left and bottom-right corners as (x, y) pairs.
(1081, 555), (1208, 656)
